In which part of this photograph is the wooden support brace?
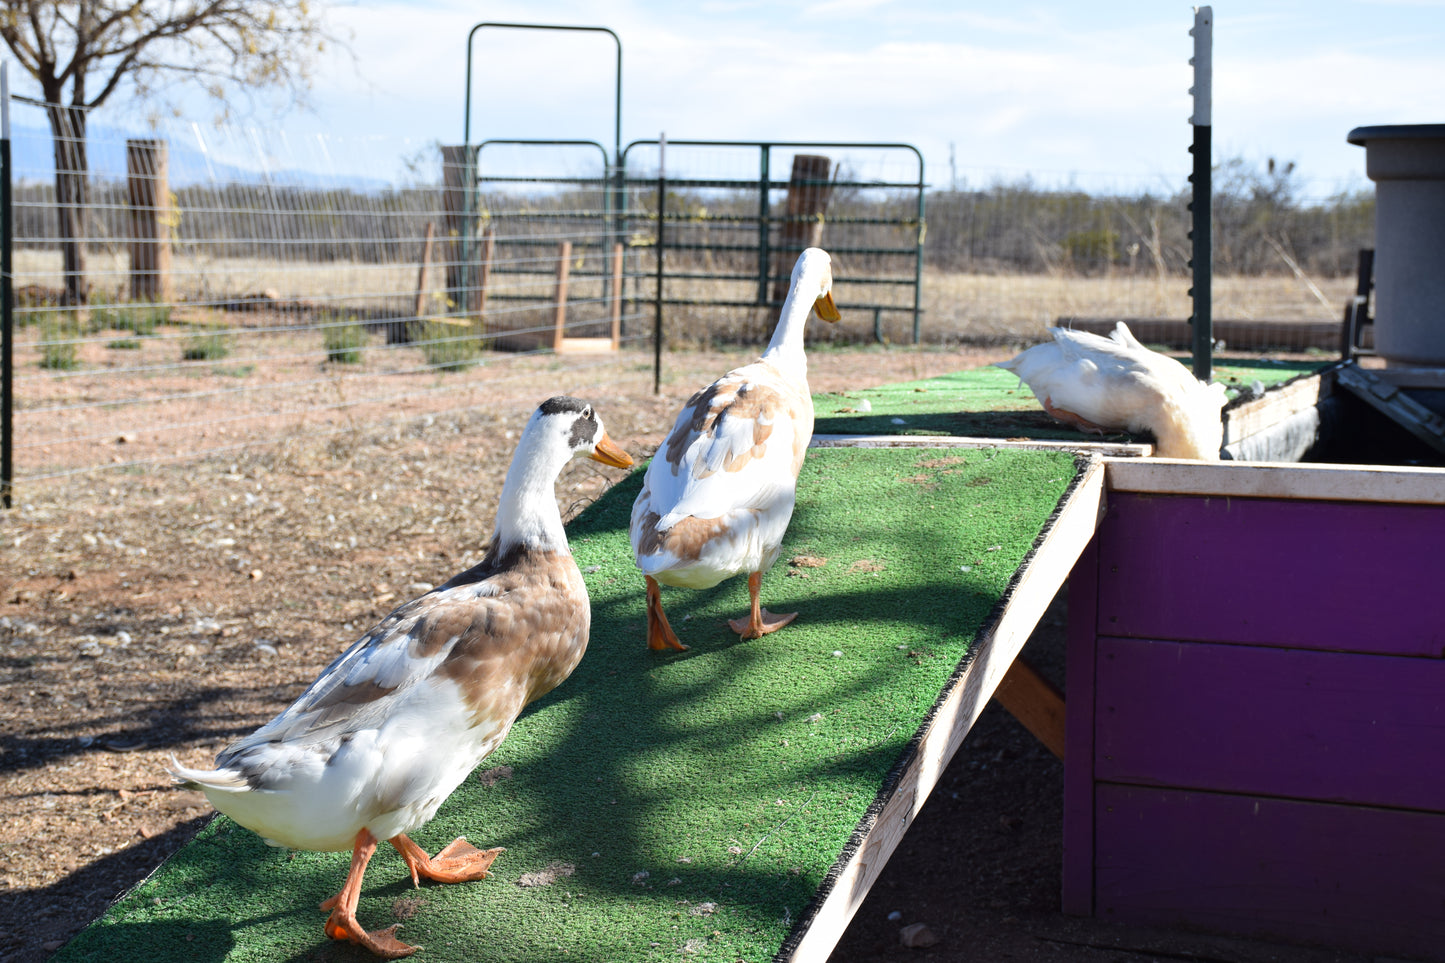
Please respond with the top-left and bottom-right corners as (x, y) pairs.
(413, 222), (435, 320)
(609, 242), (623, 350)
(993, 655), (1066, 760)
(477, 225), (495, 322)
(552, 240), (573, 351)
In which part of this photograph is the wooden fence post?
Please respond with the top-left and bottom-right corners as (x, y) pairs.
(414, 221), (436, 320)
(476, 225), (496, 328)
(441, 145), (472, 315)
(552, 240), (572, 351)
(126, 139), (172, 303)
(770, 154), (833, 318)
(610, 242), (623, 349)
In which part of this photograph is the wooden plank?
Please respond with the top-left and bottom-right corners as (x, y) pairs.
(554, 337), (616, 355)
(1105, 457), (1445, 505)
(1096, 491), (1445, 656)
(781, 458), (1107, 962)
(992, 656), (1065, 759)
(476, 225), (496, 323)
(1061, 534), (1100, 917)
(413, 221), (436, 320)
(1221, 367), (1334, 447)
(1094, 785), (1445, 960)
(610, 242), (623, 349)
(552, 239), (572, 351)
(812, 434), (1153, 457)
(1095, 637), (1445, 810)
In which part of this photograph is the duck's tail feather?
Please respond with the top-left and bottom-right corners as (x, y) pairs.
(167, 755), (250, 793)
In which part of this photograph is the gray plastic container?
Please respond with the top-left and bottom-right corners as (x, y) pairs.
(1348, 124), (1445, 366)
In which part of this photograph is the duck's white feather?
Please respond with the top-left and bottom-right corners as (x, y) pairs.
(996, 323), (1227, 460)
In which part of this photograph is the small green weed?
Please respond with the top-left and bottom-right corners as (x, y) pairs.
(90, 294), (169, 335)
(108, 338), (143, 350)
(182, 332), (232, 361)
(38, 316), (79, 370)
(116, 301), (169, 335)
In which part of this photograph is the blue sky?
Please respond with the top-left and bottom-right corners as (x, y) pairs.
(297, 0), (1444, 196)
(15, 0), (1445, 196)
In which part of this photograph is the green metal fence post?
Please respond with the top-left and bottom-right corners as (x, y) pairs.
(1, 64), (12, 509)
(910, 146), (926, 344)
(654, 135), (666, 394)
(1188, 7), (1213, 381)
(757, 144), (771, 307)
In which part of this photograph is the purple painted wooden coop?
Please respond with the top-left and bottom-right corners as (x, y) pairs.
(1063, 459), (1445, 960)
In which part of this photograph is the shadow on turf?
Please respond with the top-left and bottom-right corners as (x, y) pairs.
(0, 684), (280, 778)
(4, 816), (215, 963)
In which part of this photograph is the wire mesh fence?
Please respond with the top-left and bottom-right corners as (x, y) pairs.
(1, 99), (1376, 495)
(3, 103), (649, 490)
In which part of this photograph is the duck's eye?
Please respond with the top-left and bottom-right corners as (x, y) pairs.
(583, 406), (593, 421)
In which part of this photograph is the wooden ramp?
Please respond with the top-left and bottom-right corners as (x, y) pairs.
(56, 445), (1104, 963)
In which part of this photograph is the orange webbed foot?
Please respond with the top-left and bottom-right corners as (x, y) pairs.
(728, 608), (798, 639)
(318, 828), (419, 958)
(391, 834), (504, 887)
(323, 910), (418, 959)
(729, 571), (796, 640)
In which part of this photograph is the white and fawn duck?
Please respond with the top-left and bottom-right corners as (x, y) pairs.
(630, 247), (841, 650)
(996, 322), (1228, 460)
(170, 397), (632, 959)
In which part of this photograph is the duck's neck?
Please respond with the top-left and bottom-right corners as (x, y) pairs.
(490, 431), (569, 556)
(759, 284), (818, 380)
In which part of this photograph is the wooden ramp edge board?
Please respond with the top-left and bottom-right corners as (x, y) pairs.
(777, 456), (1106, 962)
(1222, 365), (1338, 448)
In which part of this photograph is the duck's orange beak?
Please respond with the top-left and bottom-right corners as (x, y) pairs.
(589, 432), (634, 469)
(814, 290), (841, 322)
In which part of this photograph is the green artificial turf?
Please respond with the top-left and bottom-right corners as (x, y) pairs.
(813, 357), (1333, 441)
(58, 446), (1081, 963)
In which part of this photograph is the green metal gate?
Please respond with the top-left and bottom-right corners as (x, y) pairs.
(619, 139), (926, 343)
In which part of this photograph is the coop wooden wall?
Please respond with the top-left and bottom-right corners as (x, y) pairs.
(1064, 489), (1445, 960)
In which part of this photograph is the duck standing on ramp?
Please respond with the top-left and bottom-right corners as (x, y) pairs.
(170, 396), (632, 958)
(630, 247), (842, 650)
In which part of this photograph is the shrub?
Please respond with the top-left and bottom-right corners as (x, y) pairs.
(412, 320), (481, 372)
(323, 316), (368, 364)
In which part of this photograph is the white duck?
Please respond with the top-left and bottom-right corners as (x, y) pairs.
(995, 322), (1228, 460)
(630, 247), (841, 650)
(169, 396), (631, 959)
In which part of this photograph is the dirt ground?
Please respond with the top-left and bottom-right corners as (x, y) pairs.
(0, 344), (1377, 963)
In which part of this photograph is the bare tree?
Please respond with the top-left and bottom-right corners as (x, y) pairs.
(0, 1), (336, 304)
